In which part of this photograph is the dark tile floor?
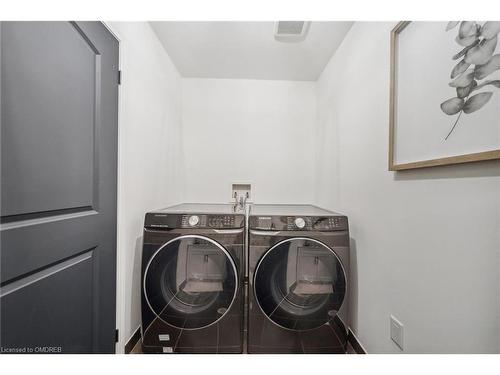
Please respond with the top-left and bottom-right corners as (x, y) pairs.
(129, 340), (358, 354)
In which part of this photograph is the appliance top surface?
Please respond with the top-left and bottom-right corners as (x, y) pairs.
(155, 203), (245, 215)
(250, 204), (343, 217)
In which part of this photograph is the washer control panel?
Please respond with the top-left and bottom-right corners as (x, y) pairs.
(181, 214), (238, 228)
(145, 212), (244, 229)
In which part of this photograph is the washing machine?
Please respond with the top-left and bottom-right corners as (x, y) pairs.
(247, 204), (350, 353)
(141, 203), (245, 353)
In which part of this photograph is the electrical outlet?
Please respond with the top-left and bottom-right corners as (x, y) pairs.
(390, 315), (404, 350)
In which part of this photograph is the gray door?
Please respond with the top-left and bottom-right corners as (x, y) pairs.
(0, 22), (119, 353)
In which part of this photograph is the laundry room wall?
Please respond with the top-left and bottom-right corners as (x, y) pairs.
(106, 22), (185, 353)
(315, 22), (500, 353)
(181, 78), (317, 204)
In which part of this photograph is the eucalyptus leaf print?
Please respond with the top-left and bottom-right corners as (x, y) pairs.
(446, 21), (460, 31)
(441, 21), (500, 140)
(456, 80), (477, 98)
(463, 92), (493, 113)
(459, 21), (476, 39)
(472, 80), (500, 91)
(456, 34), (478, 47)
(452, 40), (480, 60)
(480, 22), (500, 39)
(440, 97), (464, 115)
(449, 69), (475, 87)
(464, 36), (497, 65)
(475, 55), (500, 79)
(450, 60), (471, 78)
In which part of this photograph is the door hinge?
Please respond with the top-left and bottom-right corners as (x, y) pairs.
(115, 329), (119, 343)
(118, 70), (122, 85)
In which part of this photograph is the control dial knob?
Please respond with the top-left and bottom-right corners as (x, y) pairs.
(294, 217), (306, 229)
(188, 215), (200, 227)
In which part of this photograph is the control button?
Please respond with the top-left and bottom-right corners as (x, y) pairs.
(294, 217), (306, 229)
(188, 215), (200, 227)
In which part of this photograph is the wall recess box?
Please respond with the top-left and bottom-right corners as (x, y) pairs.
(232, 184), (251, 203)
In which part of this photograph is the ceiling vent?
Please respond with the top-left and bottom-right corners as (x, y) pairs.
(274, 21), (311, 42)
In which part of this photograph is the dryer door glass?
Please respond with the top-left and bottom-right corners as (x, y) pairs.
(144, 235), (238, 330)
(254, 238), (346, 331)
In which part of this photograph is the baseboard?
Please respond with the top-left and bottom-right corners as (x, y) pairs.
(125, 326), (141, 354)
(348, 329), (367, 354)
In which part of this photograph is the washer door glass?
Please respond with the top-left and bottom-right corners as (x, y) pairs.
(254, 238), (346, 331)
(144, 235), (238, 330)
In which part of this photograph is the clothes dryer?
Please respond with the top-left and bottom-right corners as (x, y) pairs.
(247, 204), (349, 353)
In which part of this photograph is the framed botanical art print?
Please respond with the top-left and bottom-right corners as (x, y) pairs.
(389, 21), (500, 170)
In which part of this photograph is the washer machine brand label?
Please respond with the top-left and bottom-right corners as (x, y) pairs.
(162, 347), (173, 353)
(158, 334), (170, 341)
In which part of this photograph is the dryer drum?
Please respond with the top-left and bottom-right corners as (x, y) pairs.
(254, 238), (346, 331)
(143, 235), (238, 330)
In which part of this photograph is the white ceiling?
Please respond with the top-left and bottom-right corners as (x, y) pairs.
(150, 21), (353, 81)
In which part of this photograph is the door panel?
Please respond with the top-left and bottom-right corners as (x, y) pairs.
(0, 252), (94, 353)
(1, 22), (98, 216)
(143, 236), (238, 331)
(253, 238), (346, 331)
(0, 212), (99, 283)
(0, 21), (118, 353)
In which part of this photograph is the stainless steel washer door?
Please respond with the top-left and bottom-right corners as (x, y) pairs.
(144, 235), (238, 330)
(254, 237), (346, 331)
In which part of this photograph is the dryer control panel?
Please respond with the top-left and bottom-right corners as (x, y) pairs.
(249, 215), (348, 231)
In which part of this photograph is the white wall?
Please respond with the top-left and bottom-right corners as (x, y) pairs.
(107, 22), (184, 353)
(182, 78), (317, 204)
(316, 22), (500, 353)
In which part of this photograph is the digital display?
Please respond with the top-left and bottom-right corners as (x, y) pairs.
(257, 217), (272, 229)
(313, 218), (329, 229)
